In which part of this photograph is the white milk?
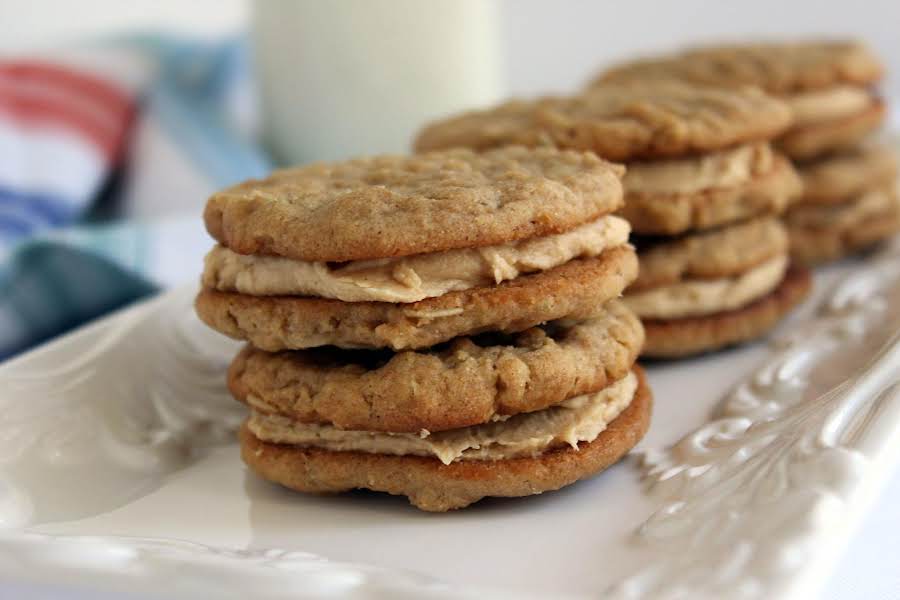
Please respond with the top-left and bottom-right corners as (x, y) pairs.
(252, 0), (504, 164)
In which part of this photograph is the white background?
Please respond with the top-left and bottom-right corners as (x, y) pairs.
(2, 0), (898, 101)
(0, 2), (897, 599)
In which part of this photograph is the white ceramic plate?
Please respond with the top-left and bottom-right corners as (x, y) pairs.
(1, 239), (900, 600)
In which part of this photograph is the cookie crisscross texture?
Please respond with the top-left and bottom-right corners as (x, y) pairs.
(205, 147), (624, 262)
(414, 82), (792, 161)
(598, 41), (883, 93)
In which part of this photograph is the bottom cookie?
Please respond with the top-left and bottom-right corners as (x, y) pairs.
(641, 266), (811, 358)
(240, 367), (652, 512)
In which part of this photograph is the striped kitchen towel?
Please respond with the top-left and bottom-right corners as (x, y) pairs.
(0, 37), (271, 358)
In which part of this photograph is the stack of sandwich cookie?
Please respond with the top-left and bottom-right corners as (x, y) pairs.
(195, 147), (651, 511)
(598, 40), (899, 264)
(414, 82), (810, 358)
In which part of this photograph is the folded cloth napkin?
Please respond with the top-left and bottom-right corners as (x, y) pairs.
(0, 36), (271, 358)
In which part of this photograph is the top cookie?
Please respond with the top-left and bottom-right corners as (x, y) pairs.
(598, 41), (883, 94)
(205, 147), (624, 262)
(414, 82), (792, 161)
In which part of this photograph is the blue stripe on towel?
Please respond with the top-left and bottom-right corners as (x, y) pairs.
(0, 186), (78, 228)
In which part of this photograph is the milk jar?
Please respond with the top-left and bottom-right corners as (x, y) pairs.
(252, 0), (504, 164)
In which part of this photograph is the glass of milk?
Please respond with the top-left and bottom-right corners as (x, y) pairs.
(252, 0), (504, 165)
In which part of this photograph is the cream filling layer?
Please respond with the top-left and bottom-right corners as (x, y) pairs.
(247, 371), (637, 465)
(203, 215), (630, 303)
(625, 255), (788, 320)
(786, 86), (873, 128)
(624, 143), (772, 195)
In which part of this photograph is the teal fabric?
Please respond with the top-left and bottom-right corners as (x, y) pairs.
(1, 242), (158, 358)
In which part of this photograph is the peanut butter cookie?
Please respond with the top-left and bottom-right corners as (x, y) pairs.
(797, 143), (897, 205)
(620, 150), (801, 235)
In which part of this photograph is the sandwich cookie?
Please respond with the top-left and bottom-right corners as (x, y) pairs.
(626, 218), (811, 357)
(597, 41), (885, 160)
(197, 248), (636, 351)
(196, 147), (636, 350)
(241, 365), (652, 512)
(795, 143), (897, 205)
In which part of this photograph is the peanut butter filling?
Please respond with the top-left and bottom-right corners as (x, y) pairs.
(625, 143), (773, 195)
(247, 371), (637, 465)
(203, 215), (630, 303)
(785, 86), (873, 128)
